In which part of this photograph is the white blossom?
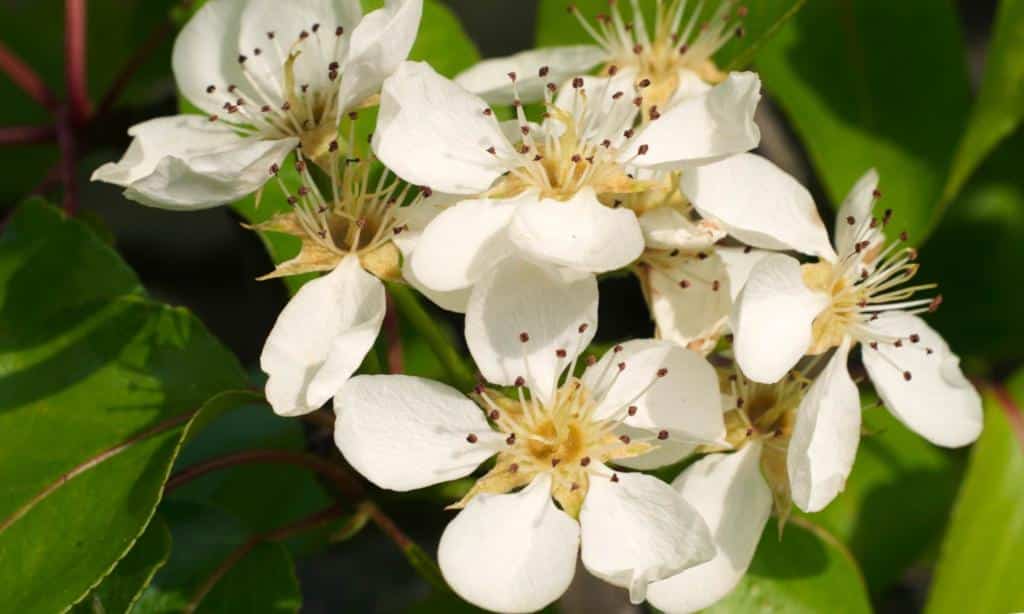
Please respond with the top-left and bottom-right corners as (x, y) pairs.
(455, 0), (747, 113)
(373, 60), (761, 302)
(731, 170), (983, 447)
(92, 0), (421, 209)
(334, 257), (726, 611)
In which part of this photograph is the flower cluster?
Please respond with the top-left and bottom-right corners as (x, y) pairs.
(92, 1), (983, 612)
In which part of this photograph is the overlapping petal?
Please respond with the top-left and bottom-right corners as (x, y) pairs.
(466, 257), (598, 406)
(91, 116), (296, 210)
(508, 187), (644, 274)
(582, 340), (725, 445)
(623, 72), (761, 170)
(580, 472), (715, 604)
(647, 444), (773, 613)
(787, 340), (861, 512)
(680, 153), (835, 260)
(373, 61), (510, 194)
(337, 0), (423, 112)
(261, 255), (385, 416)
(334, 374), (495, 490)
(732, 254), (830, 383)
(438, 474), (580, 613)
(455, 45), (606, 105)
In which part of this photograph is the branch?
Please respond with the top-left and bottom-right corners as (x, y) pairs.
(65, 0), (91, 124)
(384, 293), (404, 374)
(166, 449), (364, 500)
(185, 504), (345, 613)
(387, 283), (476, 391)
(0, 125), (56, 146)
(0, 40), (56, 109)
(164, 449), (444, 587)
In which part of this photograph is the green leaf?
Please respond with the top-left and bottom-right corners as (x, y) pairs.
(408, 0), (481, 77)
(924, 375), (1024, 614)
(170, 399), (333, 551)
(937, 0), (1024, 224)
(754, 0), (971, 239)
(71, 517), (173, 614)
(0, 201), (247, 613)
(919, 129), (1024, 364)
(534, 0), (806, 70)
(804, 408), (962, 594)
(134, 502), (301, 614)
(705, 519), (872, 614)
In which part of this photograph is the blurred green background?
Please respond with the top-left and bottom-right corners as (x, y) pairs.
(1, 1), (1022, 613)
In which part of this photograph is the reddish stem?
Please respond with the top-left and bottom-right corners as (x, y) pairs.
(0, 125), (56, 146)
(385, 293), (404, 374)
(165, 449), (418, 552)
(64, 0), (91, 125)
(185, 504), (345, 612)
(0, 40), (56, 110)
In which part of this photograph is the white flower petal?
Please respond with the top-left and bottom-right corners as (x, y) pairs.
(580, 472), (715, 603)
(439, 474), (579, 614)
(862, 312), (983, 447)
(835, 169), (882, 259)
(466, 257), (598, 406)
(583, 339), (725, 445)
(624, 72), (761, 170)
(238, 0), (364, 105)
(551, 71), (641, 147)
(455, 45), (606, 105)
(788, 341), (861, 512)
(732, 254), (830, 383)
(261, 256), (385, 416)
(646, 253), (732, 351)
(508, 187), (644, 274)
(680, 153), (836, 260)
(409, 193), (528, 292)
(172, 0), (249, 116)
(334, 374), (495, 490)
(666, 68), (713, 107)
(337, 0), (423, 113)
(647, 444), (773, 614)
(638, 207), (723, 251)
(614, 425), (696, 470)
(91, 116), (296, 210)
(716, 246), (773, 302)
(373, 61), (509, 194)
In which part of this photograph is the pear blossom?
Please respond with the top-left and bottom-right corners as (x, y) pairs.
(256, 145), (446, 417)
(646, 350), (859, 613)
(334, 257), (727, 611)
(731, 170), (983, 447)
(92, 0), (422, 209)
(632, 151), (834, 353)
(373, 60), (761, 300)
(455, 0), (747, 113)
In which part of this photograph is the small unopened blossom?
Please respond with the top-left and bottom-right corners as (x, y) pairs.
(374, 60), (761, 301)
(92, 0), (421, 209)
(334, 257), (726, 611)
(629, 151), (834, 353)
(257, 144), (447, 417)
(456, 0), (747, 111)
(648, 353), (859, 613)
(732, 170), (983, 447)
